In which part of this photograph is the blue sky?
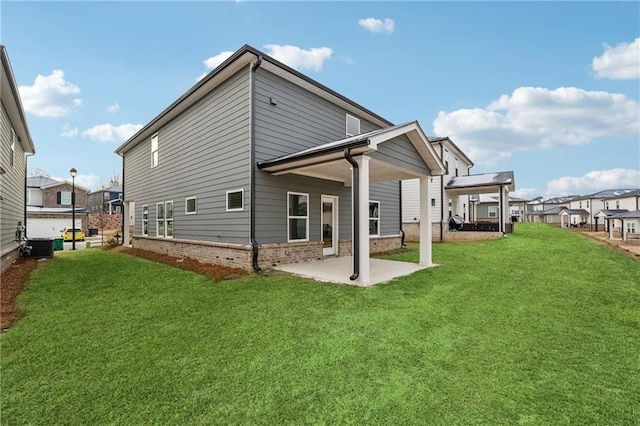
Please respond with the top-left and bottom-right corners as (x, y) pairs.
(2, 1), (639, 198)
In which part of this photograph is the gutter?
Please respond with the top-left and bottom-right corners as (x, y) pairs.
(344, 148), (359, 281)
(439, 142), (445, 241)
(250, 55), (263, 273)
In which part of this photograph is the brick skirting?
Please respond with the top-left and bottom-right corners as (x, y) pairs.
(132, 235), (402, 271)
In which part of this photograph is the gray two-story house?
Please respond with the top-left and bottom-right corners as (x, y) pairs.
(116, 45), (445, 285)
(1, 46), (36, 272)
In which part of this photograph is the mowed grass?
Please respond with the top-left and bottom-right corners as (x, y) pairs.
(1, 224), (638, 424)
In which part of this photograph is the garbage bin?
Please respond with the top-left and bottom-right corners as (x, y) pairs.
(27, 238), (54, 258)
(53, 237), (64, 251)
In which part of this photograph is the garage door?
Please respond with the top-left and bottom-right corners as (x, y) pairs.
(27, 218), (82, 238)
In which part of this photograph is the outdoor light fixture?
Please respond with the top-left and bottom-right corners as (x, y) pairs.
(70, 167), (77, 250)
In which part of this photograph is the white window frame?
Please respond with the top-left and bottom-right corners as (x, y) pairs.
(185, 197), (197, 215)
(369, 201), (380, 236)
(60, 191), (72, 206)
(156, 202), (164, 237)
(346, 114), (360, 137)
(165, 201), (174, 238)
(151, 133), (159, 168)
(142, 205), (149, 236)
(226, 189), (244, 212)
(627, 222), (636, 234)
(287, 191), (309, 242)
(10, 127), (16, 167)
(488, 206), (497, 218)
(616, 200), (620, 209)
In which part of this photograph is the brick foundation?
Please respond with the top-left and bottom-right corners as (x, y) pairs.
(444, 231), (503, 242)
(402, 221), (503, 243)
(132, 235), (402, 271)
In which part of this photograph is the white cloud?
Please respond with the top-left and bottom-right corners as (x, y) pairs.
(60, 124), (78, 138)
(511, 188), (540, 200)
(203, 51), (234, 71)
(18, 69), (82, 117)
(263, 44), (332, 71)
(592, 38), (640, 80)
(433, 86), (640, 166)
(51, 173), (101, 191)
(81, 123), (143, 143)
(358, 18), (395, 34)
(546, 169), (640, 196)
(107, 102), (120, 113)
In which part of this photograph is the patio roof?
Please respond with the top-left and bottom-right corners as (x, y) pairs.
(257, 121), (445, 184)
(594, 209), (629, 218)
(610, 210), (640, 219)
(560, 209), (589, 216)
(445, 171), (515, 195)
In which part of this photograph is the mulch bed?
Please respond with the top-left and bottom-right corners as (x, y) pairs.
(1, 257), (39, 332)
(0, 247), (247, 333)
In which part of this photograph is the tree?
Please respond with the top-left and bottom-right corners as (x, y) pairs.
(28, 167), (49, 177)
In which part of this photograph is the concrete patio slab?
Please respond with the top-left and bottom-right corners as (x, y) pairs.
(273, 256), (435, 286)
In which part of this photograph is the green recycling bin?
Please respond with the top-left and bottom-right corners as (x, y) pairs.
(53, 238), (64, 251)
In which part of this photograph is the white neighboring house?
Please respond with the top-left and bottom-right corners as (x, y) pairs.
(526, 196), (575, 224)
(402, 136), (516, 241)
(601, 210), (640, 241)
(402, 137), (473, 241)
(569, 189), (640, 230)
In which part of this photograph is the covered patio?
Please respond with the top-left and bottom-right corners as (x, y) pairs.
(449, 171), (516, 234)
(258, 121), (445, 286)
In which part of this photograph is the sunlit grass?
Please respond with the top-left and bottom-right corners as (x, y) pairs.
(1, 224), (638, 424)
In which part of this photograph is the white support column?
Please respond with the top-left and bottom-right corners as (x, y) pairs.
(419, 176), (433, 266)
(356, 156), (370, 286)
(608, 219), (613, 239)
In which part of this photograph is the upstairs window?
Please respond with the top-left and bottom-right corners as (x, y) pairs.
(151, 133), (159, 168)
(346, 114), (360, 137)
(57, 191), (72, 205)
(10, 128), (16, 167)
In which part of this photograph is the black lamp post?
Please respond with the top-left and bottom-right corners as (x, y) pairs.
(70, 167), (77, 250)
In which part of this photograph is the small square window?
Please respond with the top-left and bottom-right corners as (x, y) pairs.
(226, 189), (244, 211)
(186, 197), (197, 215)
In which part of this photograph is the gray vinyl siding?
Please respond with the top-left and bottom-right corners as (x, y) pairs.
(124, 68), (251, 244)
(253, 68), (400, 244)
(370, 136), (430, 176)
(0, 103), (26, 251)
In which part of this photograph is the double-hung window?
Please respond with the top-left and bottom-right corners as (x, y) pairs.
(156, 203), (164, 237)
(58, 191), (72, 205)
(488, 206), (497, 218)
(151, 133), (159, 168)
(142, 205), (149, 236)
(628, 222), (636, 234)
(369, 201), (380, 236)
(288, 192), (308, 241)
(156, 201), (173, 238)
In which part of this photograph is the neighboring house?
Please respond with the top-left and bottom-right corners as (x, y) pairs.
(604, 210), (640, 241)
(87, 185), (123, 232)
(470, 194), (528, 222)
(402, 136), (515, 241)
(115, 44), (445, 286)
(1, 45), (36, 272)
(26, 175), (89, 238)
(526, 196), (574, 223)
(560, 209), (590, 228)
(568, 189), (640, 230)
(402, 136), (473, 241)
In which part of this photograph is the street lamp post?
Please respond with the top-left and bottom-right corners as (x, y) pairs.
(70, 168), (77, 250)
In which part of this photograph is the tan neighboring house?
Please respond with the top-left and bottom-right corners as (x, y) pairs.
(26, 176), (89, 238)
(1, 46), (36, 272)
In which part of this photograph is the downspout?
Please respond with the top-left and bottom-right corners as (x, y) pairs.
(121, 154), (125, 244)
(440, 143), (445, 241)
(250, 55), (263, 272)
(24, 152), (35, 239)
(344, 148), (359, 281)
(399, 181), (406, 246)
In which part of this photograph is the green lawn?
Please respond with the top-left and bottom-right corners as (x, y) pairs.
(1, 224), (639, 424)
